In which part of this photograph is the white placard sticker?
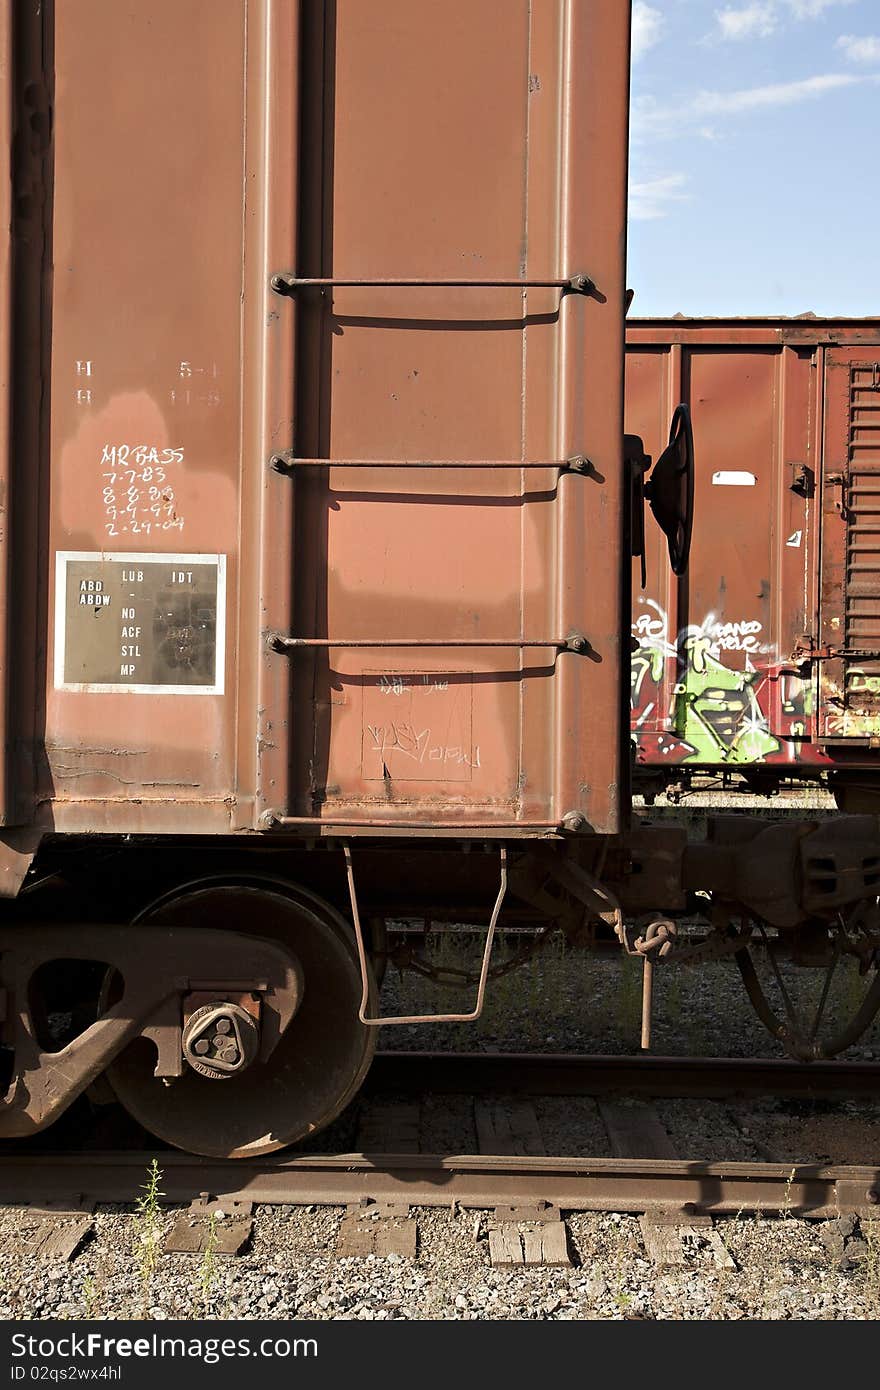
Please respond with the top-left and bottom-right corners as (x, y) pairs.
(712, 471), (757, 487)
(54, 551), (226, 694)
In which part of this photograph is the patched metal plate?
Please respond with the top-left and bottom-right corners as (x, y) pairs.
(54, 552), (226, 693)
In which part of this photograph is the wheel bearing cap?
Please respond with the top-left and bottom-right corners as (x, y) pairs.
(182, 1002), (260, 1080)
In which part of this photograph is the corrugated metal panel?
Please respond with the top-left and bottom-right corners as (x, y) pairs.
(818, 349), (880, 742)
(843, 365), (880, 712)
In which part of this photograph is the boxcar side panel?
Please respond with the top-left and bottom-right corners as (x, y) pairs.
(39, 1), (259, 833)
(14, 0), (630, 839)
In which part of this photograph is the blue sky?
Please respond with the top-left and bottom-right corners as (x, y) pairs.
(628, 0), (880, 316)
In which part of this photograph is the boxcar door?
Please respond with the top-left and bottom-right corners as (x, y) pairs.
(271, 0), (631, 836)
(819, 348), (880, 743)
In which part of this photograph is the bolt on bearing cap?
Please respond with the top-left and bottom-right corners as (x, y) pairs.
(182, 1002), (260, 1080)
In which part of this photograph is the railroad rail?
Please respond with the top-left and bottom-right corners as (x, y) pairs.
(0, 1152), (877, 1220)
(367, 1051), (880, 1100)
(0, 1051), (877, 1219)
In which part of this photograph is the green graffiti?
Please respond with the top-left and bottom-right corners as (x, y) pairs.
(674, 642), (780, 764)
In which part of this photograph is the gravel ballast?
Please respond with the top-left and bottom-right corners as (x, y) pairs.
(0, 1203), (878, 1322)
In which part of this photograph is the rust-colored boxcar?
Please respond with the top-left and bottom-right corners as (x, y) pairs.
(627, 317), (880, 801)
(4, 0), (630, 844)
(0, 0), (642, 1156)
(4, 7), (880, 1160)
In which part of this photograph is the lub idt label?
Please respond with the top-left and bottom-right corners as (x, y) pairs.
(54, 551), (226, 694)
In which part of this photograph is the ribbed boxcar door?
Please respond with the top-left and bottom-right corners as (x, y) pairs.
(819, 348), (880, 741)
(281, 0), (630, 835)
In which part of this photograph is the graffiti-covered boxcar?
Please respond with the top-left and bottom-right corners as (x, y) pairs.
(627, 317), (880, 807)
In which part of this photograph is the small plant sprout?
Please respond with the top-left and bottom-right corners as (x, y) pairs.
(198, 1212), (221, 1317)
(782, 1167), (797, 1221)
(134, 1158), (164, 1316)
(81, 1275), (99, 1320)
(864, 1221), (880, 1311)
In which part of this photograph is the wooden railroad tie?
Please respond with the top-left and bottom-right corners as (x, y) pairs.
(474, 1099), (547, 1157)
(336, 1201), (418, 1259)
(486, 1202), (571, 1269)
(597, 1100), (678, 1160)
(639, 1211), (736, 1271)
(164, 1196), (254, 1256)
(356, 1101), (421, 1154)
(13, 1201), (95, 1264)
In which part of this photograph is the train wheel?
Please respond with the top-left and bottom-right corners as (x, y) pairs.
(104, 877), (377, 1158)
(735, 915), (880, 1061)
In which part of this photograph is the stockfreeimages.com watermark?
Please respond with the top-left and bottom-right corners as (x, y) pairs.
(11, 1332), (316, 1369)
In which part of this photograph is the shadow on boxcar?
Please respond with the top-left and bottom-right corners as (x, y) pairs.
(325, 663), (561, 694)
(291, 0), (335, 821)
(329, 309), (563, 334)
(325, 485), (561, 508)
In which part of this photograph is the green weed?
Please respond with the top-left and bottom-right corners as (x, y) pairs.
(81, 1275), (99, 1320)
(134, 1158), (164, 1316)
(197, 1213), (221, 1318)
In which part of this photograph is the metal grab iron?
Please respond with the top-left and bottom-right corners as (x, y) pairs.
(271, 272), (595, 295)
(344, 843), (508, 1026)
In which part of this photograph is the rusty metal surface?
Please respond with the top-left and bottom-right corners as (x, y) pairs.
(0, 1), (632, 842)
(366, 1051), (880, 1100)
(0, 1151), (876, 1219)
(0, 826), (42, 897)
(279, 0), (630, 836)
(626, 317), (880, 779)
(0, 924), (301, 1137)
(0, 7), (10, 827)
(37, 0), (250, 832)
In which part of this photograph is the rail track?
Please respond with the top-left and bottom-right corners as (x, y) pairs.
(0, 1151), (877, 1220)
(0, 1052), (877, 1220)
(366, 1050), (880, 1100)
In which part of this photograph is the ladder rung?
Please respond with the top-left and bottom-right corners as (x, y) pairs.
(270, 452), (591, 473)
(269, 634), (591, 654)
(271, 272), (593, 295)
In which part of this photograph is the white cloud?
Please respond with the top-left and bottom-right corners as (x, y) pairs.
(837, 33), (880, 63)
(716, 4), (778, 41)
(630, 173), (691, 221)
(693, 71), (864, 114)
(710, 0), (855, 43)
(784, 0), (855, 18)
(632, 2), (663, 62)
(632, 70), (870, 141)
